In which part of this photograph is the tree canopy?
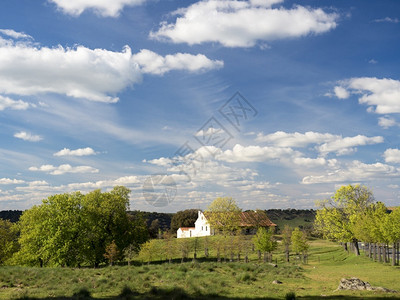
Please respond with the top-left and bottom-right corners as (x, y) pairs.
(315, 184), (375, 255)
(205, 197), (241, 235)
(12, 186), (148, 267)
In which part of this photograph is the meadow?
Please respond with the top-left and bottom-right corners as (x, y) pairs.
(1, 238), (400, 299)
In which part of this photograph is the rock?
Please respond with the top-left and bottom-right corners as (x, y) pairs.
(336, 277), (397, 293)
(272, 280), (283, 284)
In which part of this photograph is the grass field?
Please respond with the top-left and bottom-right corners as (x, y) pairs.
(1, 239), (400, 299)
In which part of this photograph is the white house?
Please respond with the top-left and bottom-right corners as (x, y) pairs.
(177, 211), (214, 238)
(177, 210), (276, 238)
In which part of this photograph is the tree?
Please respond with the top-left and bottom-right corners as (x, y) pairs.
(205, 197), (241, 235)
(170, 209), (199, 233)
(149, 219), (160, 239)
(13, 186), (140, 267)
(104, 240), (119, 266)
(282, 225), (292, 262)
(252, 227), (277, 263)
(314, 184), (374, 255)
(291, 227), (309, 263)
(0, 219), (19, 265)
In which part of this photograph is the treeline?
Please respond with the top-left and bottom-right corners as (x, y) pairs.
(315, 184), (400, 266)
(1, 208), (316, 232)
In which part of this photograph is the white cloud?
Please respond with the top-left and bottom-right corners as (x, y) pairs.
(333, 86), (349, 99)
(14, 131), (43, 142)
(256, 131), (383, 156)
(384, 148), (400, 164)
(54, 147), (96, 157)
(0, 95), (30, 111)
(49, 0), (147, 17)
(333, 77), (400, 114)
(373, 17), (399, 23)
(317, 135), (383, 156)
(378, 116), (397, 129)
(302, 160), (400, 184)
(0, 29), (32, 40)
(29, 164), (99, 175)
(216, 144), (296, 163)
(256, 131), (335, 147)
(0, 178), (25, 185)
(0, 41), (140, 103)
(132, 49), (223, 75)
(150, 0), (338, 47)
(0, 36), (223, 102)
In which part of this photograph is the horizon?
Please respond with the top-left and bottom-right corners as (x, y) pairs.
(0, 0), (400, 212)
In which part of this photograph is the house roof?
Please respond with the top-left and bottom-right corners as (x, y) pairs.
(178, 227), (195, 231)
(203, 211), (276, 227)
(239, 211), (276, 227)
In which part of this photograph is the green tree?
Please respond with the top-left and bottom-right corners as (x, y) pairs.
(291, 227), (309, 263)
(282, 225), (292, 262)
(13, 186), (140, 267)
(0, 219), (19, 265)
(205, 197), (241, 235)
(314, 184), (374, 255)
(252, 227), (277, 263)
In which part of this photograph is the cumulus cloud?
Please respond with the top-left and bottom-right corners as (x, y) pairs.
(317, 135), (383, 156)
(0, 95), (30, 111)
(132, 49), (223, 75)
(0, 178), (25, 185)
(29, 164), (99, 175)
(302, 160), (400, 184)
(384, 148), (400, 164)
(333, 77), (400, 114)
(378, 116), (397, 129)
(14, 131), (43, 142)
(256, 131), (383, 156)
(54, 147), (96, 157)
(333, 86), (349, 99)
(49, 0), (147, 17)
(0, 34), (223, 102)
(256, 131), (335, 147)
(216, 144), (297, 163)
(0, 41), (140, 103)
(150, 0), (338, 47)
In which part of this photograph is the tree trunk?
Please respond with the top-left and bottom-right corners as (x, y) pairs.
(237, 253), (240, 262)
(342, 242), (348, 251)
(367, 243), (371, 258)
(352, 240), (360, 256)
(204, 247), (209, 258)
(285, 250), (290, 262)
(245, 255), (249, 263)
(257, 250), (261, 261)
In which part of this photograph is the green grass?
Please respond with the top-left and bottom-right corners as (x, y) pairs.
(1, 239), (400, 299)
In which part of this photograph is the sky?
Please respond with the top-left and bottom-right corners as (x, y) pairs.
(0, 0), (400, 212)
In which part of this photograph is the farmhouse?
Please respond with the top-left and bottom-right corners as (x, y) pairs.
(177, 210), (276, 238)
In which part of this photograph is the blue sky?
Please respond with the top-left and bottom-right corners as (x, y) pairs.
(0, 0), (400, 212)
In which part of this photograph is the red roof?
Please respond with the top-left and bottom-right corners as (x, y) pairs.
(179, 227), (195, 231)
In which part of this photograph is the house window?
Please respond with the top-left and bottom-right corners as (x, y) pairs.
(206, 226), (208, 231)
(202, 226), (203, 231)
(190, 231), (192, 237)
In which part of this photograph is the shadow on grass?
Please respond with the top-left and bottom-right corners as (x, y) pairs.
(14, 287), (400, 300)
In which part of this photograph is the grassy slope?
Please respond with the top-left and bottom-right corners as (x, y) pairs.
(1, 239), (400, 299)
